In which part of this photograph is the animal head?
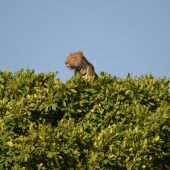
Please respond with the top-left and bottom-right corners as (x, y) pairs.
(65, 51), (85, 70)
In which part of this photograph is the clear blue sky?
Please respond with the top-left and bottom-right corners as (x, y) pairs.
(0, 0), (169, 81)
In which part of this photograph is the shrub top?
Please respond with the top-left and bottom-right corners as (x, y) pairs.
(0, 69), (169, 169)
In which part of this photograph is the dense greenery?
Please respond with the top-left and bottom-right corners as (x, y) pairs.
(0, 69), (169, 169)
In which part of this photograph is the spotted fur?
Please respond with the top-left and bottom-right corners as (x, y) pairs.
(65, 51), (98, 80)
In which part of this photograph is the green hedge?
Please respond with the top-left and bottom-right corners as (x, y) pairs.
(0, 69), (169, 169)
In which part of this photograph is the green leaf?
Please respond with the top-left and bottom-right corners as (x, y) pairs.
(70, 89), (77, 93)
(63, 149), (70, 154)
(47, 152), (54, 158)
(52, 104), (56, 111)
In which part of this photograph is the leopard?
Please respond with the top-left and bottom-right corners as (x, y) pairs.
(65, 51), (98, 80)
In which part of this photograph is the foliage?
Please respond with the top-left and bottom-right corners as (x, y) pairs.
(0, 69), (169, 169)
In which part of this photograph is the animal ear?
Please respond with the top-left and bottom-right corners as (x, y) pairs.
(67, 53), (70, 57)
(79, 51), (84, 56)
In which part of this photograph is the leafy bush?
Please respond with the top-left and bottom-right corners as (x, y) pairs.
(0, 69), (169, 169)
